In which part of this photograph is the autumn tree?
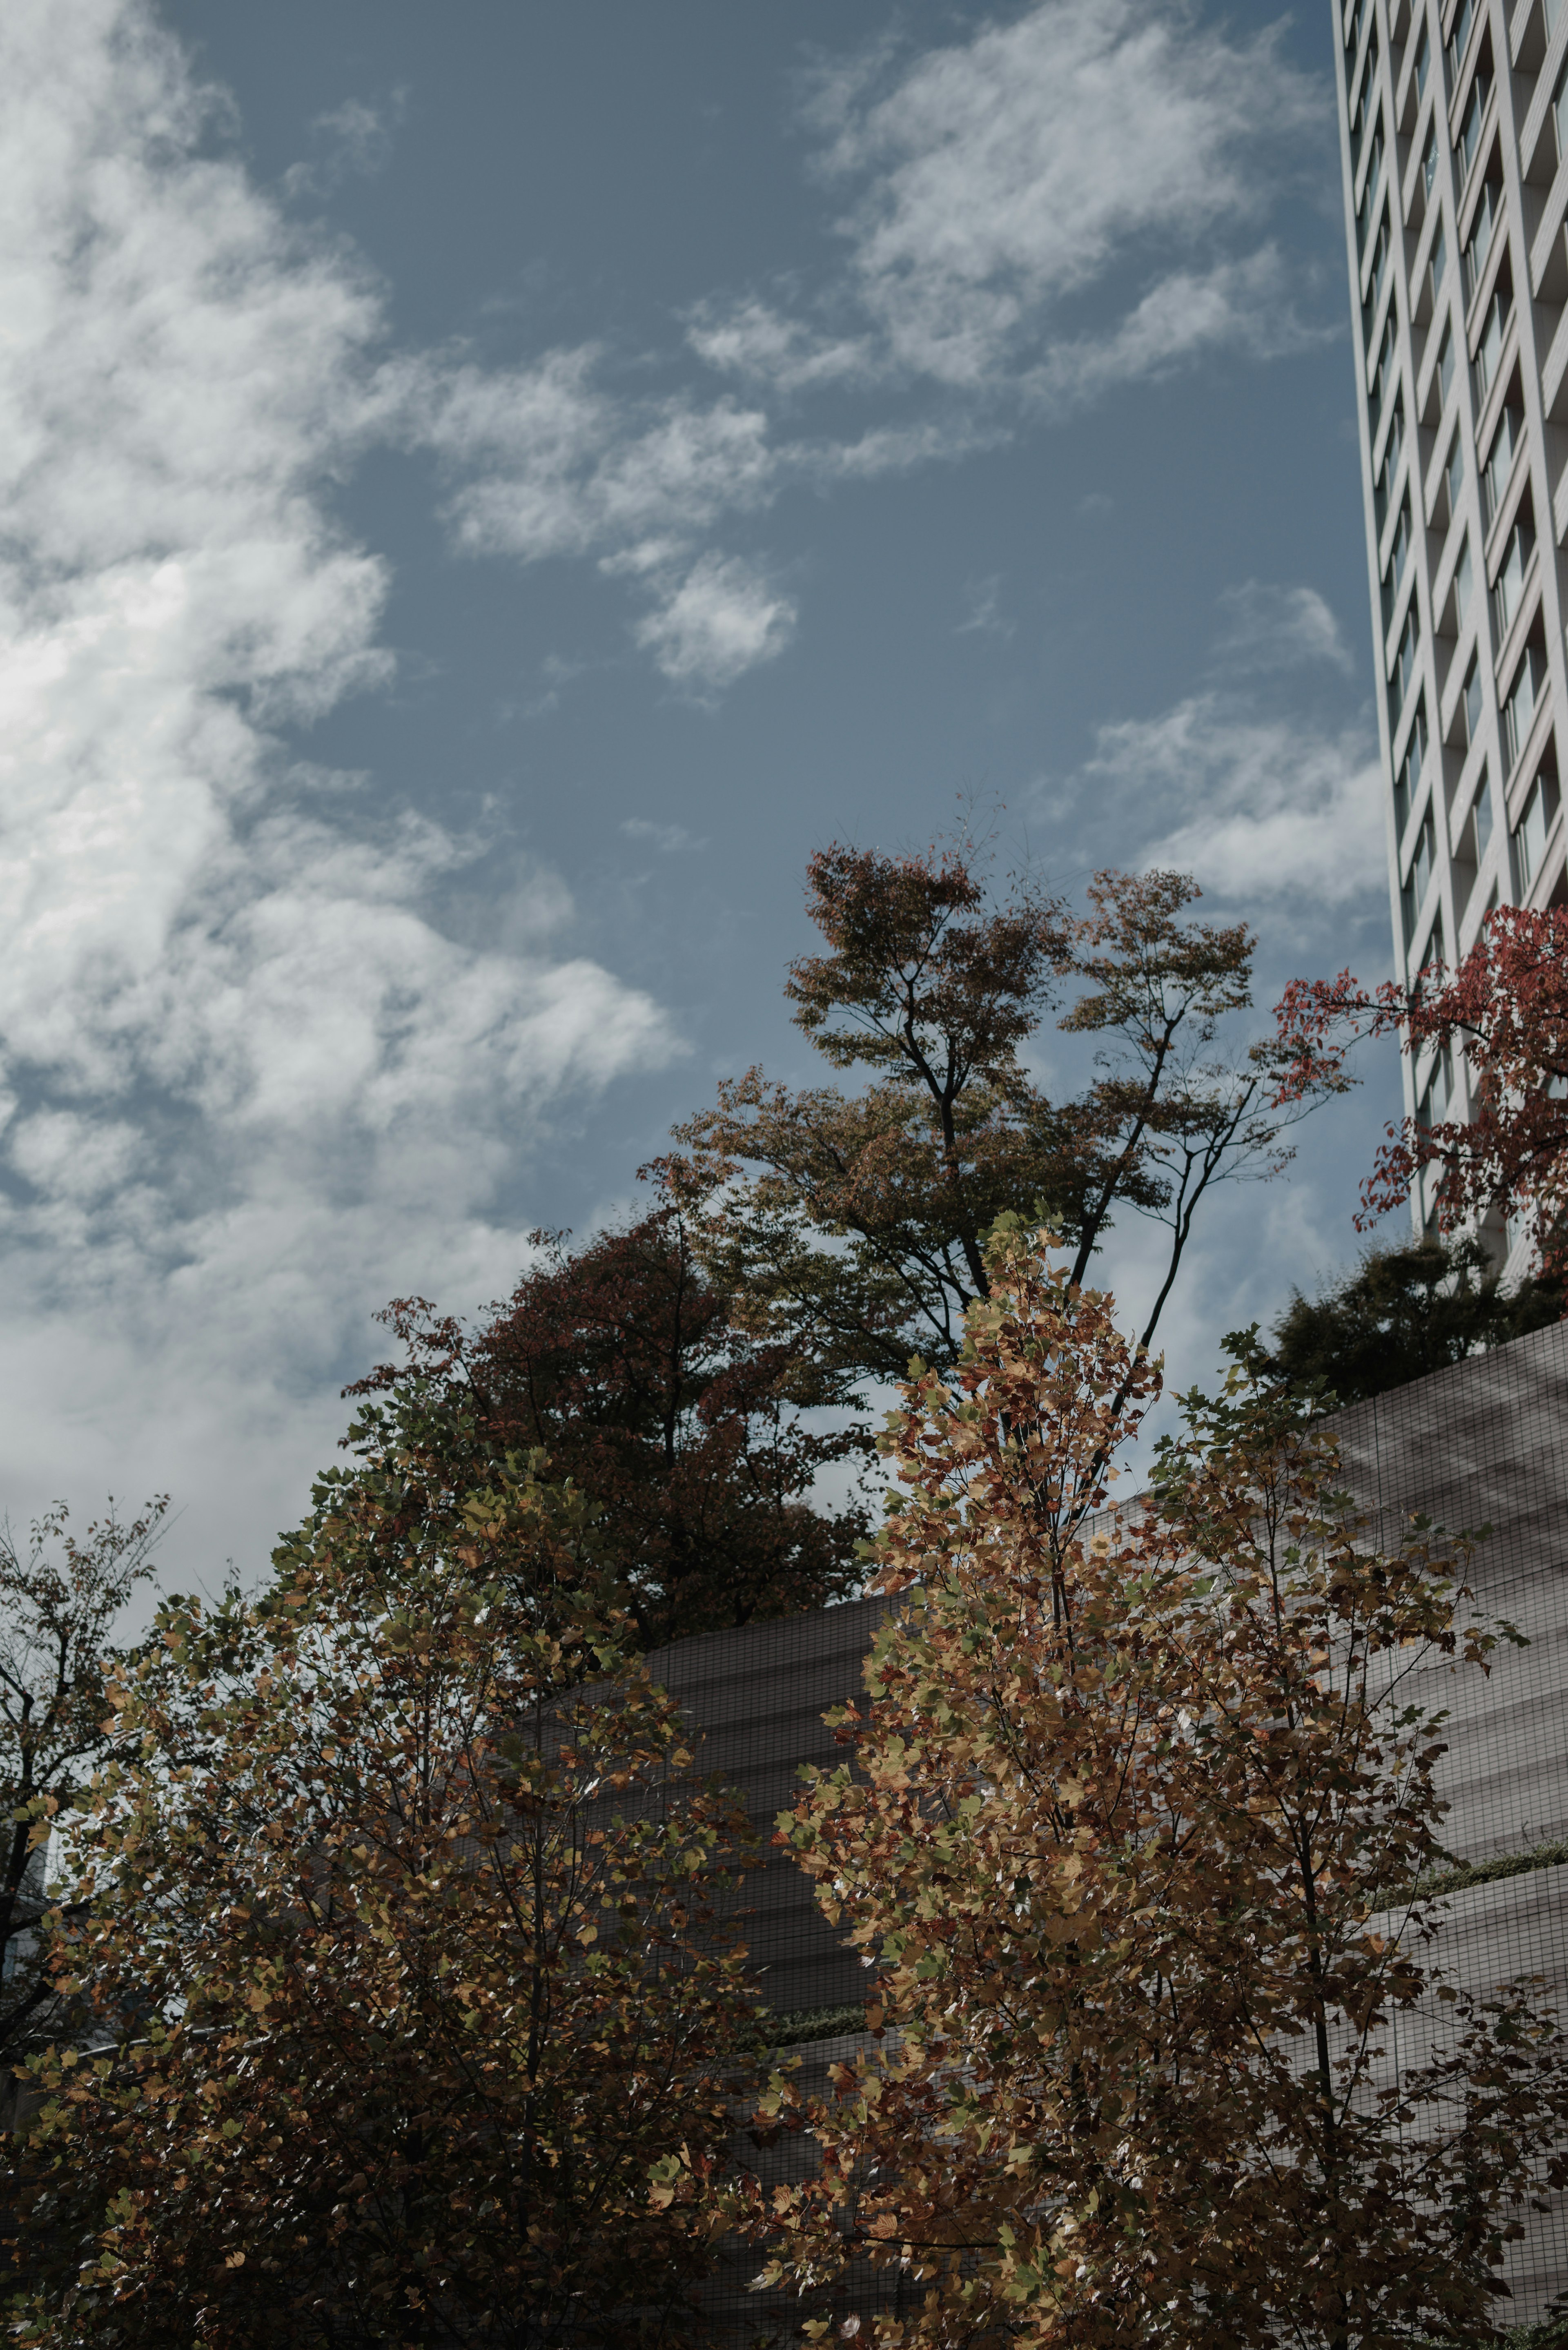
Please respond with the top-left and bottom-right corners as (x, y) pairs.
(1269, 1234), (1564, 1405)
(6, 1436), (761, 2347)
(655, 843), (1332, 1400)
(742, 1222), (1568, 2350)
(349, 1204), (868, 1652)
(0, 1497), (165, 2089)
(1274, 900), (1568, 1277)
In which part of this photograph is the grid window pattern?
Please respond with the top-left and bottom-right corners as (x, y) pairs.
(1336, 0), (1568, 1269)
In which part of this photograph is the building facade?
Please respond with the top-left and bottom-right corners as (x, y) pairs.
(1335, 0), (1568, 1237)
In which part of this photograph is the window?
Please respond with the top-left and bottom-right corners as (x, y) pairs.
(1493, 510), (1535, 637)
(1391, 601), (1421, 725)
(1452, 531), (1474, 627)
(1454, 765), (1493, 895)
(1465, 176), (1501, 299)
(1555, 56), (1568, 168)
(1375, 396), (1404, 526)
(1373, 312), (1401, 437)
(1482, 396), (1522, 524)
(1445, 430), (1465, 518)
(1418, 1048), (1454, 1128)
(1372, 312), (1399, 426)
(1365, 210), (1392, 334)
(1358, 128), (1385, 250)
(1347, 0), (1369, 60)
(1504, 640), (1548, 768)
(1457, 766), (1495, 883)
(1475, 279), (1511, 401)
(1436, 317), (1456, 408)
(1402, 807), (1438, 941)
(1515, 766), (1561, 884)
(1456, 65), (1490, 181)
(1463, 653), (1484, 745)
(1409, 807), (1437, 905)
(1415, 19), (1432, 101)
(1430, 216), (1449, 303)
(1352, 34), (1380, 154)
(1414, 914), (1448, 989)
(1385, 498), (1414, 615)
(1394, 698), (1428, 837)
(1422, 121), (1440, 203)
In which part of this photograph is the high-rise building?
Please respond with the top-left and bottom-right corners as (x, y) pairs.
(1335, 0), (1567, 1246)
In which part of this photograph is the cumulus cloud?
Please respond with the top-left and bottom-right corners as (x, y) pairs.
(376, 353), (804, 689)
(1026, 247), (1323, 412)
(0, 0), (678, 1576)
(315, 2), (1325, 677)
(0, 0), (1348, 1578)
(396, 2), (1327, 610)
(631, 553), (796, 694)
(1089, 694), (1385, 907)
(685, 298), (872, 394)
(688, 0), (1324, 407)
(402, 351), (780, 568)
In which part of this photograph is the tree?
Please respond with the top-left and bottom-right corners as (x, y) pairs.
(1269, 1235), (1565, 1405)
(349, 1204), (869, 1652)
(742, 1223), (1568, 2350)
(0, 1498), (165, 2087)
(1273, 901), (1568, 1278)
(655, 843), (1332, 1403)
(7, 1436), (760, 2347)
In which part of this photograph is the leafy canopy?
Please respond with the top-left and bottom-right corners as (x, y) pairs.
(738, 1225), (1568, 2350)
(0, 1497), (165, 2083)
(349, 1204), (868, 1652)
(7, 1429), (760, 2348)
(656, 840), (1331, 1398)
(1274, 901), (1568, 1278)
(1270, 1235), (1564, 1405)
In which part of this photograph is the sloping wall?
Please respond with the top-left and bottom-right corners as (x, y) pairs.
(1334, 1321), (1568, 2319)
(644, 1592), (893, 2019)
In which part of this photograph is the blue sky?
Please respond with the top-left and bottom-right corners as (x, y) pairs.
(0, 0), (1402, 1589)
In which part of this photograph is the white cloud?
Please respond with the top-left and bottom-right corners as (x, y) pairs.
(402, 2), (1326, 617)
(401, 352), (778, 562)
(1025, 247), (1325, 413)
(775, 0), (1323, 399)
(632, 551), (796, 694)
(348, 2), (1325, 680)
(0, 0), (679, 1579)
(1213, 581), (1354, 675)
(1089, 693), (1386, 906)
(9, 1110), (148, 1206)
(0, 0), (1352, 1577)
(685, 297), (872, 393)
(383, 352), (802, 690)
